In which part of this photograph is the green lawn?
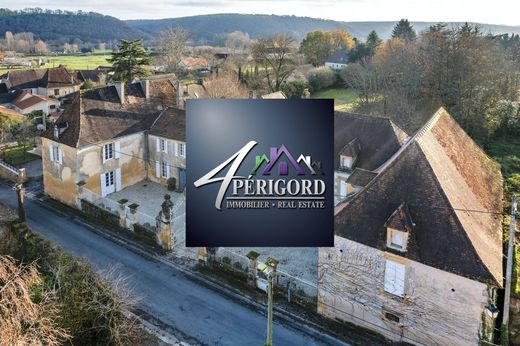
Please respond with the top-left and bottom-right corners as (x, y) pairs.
(0, 53), (112, 74)
(311, 88), (360, 110)
(1, 145), (39, 166)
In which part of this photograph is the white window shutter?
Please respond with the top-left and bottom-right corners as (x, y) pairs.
(155, 161), (160, 178)
(115, 168), (122, 191)
(114, 141), (121, 159)
(164, 140), (168, 154)
(174, 142), (179, 157)
(102, 145), (106, 163)
(166, 164), (170, 178)
(49, 144), (54, 162)
(384, 260), (405, 297)
(58, 148), (63, 164)
(100, 173), (107, 197)
(156, 138), (160, 152)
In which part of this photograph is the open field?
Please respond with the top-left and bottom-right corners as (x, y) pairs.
(311, 87), (360, 110)
(0, 53), (112, 74)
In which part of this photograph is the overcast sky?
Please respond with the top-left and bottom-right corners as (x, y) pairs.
(4, 0), (520, 25)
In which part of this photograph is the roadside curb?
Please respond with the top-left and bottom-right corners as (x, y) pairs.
(32, 196), (350, 346)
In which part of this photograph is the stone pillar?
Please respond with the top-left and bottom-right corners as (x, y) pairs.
(118, 202), (127, 229)
(155, 194), (174, 251)
(14, 183), (25, 222)
(246, 251), (260, 287)
(266, 257), (279, 287)
(205, 247), (217, 269)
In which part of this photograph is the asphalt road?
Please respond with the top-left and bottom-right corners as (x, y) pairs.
(0, 182), (347, 346)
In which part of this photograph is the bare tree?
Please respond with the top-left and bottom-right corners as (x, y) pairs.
(224, 31), (251, 53)
(251, 34), (297, 92)
(157, 27), (190, 73)
(203, 73), (248, 99)
(34, 40), (49, 55)
(5, 31), (14, 51)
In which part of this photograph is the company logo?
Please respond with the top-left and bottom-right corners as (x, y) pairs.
(186, 99), (333, 247)
(194, 141), (326, 211)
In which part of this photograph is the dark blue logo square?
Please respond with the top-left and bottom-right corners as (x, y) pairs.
(186, 99), (334, 247)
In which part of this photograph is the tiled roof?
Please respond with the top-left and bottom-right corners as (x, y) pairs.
(42, 77), (178, 147)
(334, 112), (408, 171)
(326, 50), (349, 64)
(346, 168), (377, 187)
(334, 108), (503, 285)
(149, 108), (186, 142)
(6, 67), (79, 90)
(12, 91), (58, 110)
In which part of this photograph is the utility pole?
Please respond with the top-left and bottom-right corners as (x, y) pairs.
(503, 195), (518, 327)
(265, 257), (278, 346)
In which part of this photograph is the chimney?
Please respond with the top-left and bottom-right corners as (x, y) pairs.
(115, 81), (125, 104)
(140, 79), (150, 99)
(175, 80), (182, 110)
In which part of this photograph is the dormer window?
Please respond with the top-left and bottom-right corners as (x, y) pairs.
(340, 155), (351, 169)
(384, 202), (414, 253)
(387, 228), (408, 251)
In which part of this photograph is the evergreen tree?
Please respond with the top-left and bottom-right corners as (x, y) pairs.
(392, 19), (417, 41)
(108, 39), (151, 82)
(366, 30), (382, 49)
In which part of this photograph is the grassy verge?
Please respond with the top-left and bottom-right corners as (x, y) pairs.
(311, 87), (360, 110)
(487, 135), (520, 295)
(1, 145), (39, 166)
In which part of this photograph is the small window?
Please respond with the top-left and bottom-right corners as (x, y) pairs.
(391, 231), (403, 249)
(54, 89), (59, 96)
(384, 311), (401, 323)
(160, 139), (167, 153)
(179, 143), (185, 157)
(104, 143), (114, 161)
(50, 104), (56, 109)
(53, 146), (60, 163)
(161, 162), (168, 178)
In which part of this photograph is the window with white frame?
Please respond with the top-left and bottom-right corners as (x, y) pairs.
(103, 143), (114, 161)
(49, 144), (63, 164)
(161, 162), (169, 178)
(160, 139), (167, 153)
(105, 170), (114, 187)
(387, 228), (407, 252)
(384, 259), (406, 298)
(178, 143), (185, 157)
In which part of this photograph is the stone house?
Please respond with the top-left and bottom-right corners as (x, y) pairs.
(1, 67), (81, 97)
(147, 107), (186, 188)
(334, 112), (407, 205)
(9, 90), (60, 115)
(319, 108), (503, 345)
(41, 77), (185, 208)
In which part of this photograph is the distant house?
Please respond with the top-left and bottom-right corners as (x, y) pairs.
(178, 57), (210, 73)
(319, 108), (503, 346)
(325, 50), (349, 70)
(1, 67), (81, 97)
(9, 90), (60, 115)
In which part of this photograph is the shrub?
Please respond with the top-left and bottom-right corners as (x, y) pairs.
(281, 80), (308, 99)
(167, 177), (177, 191)
(306, 66), (337, 92)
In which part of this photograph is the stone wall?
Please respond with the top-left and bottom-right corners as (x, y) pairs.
(318, 236), (490, 345)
